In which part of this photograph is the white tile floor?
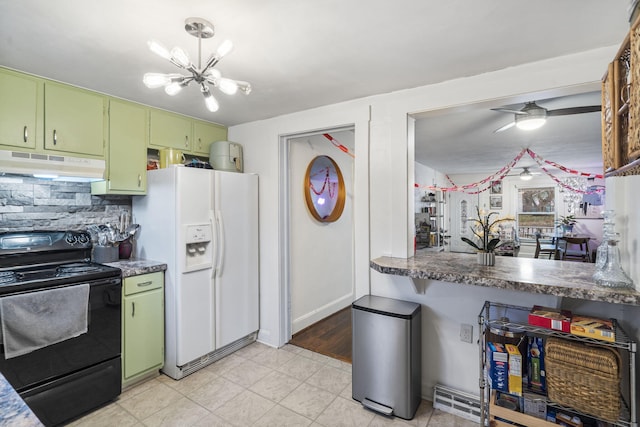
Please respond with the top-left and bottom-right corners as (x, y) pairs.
(69, 343), (479, 427)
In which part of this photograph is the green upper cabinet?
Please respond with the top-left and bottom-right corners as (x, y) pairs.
(192, 120), (227, 156)
(92, 99), (147, 195)
(44, 82), (105, 157)
(149, 109), (192, 151)
(0, 68), (41, 150)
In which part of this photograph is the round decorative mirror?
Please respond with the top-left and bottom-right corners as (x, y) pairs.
(304, 155), (346, 222)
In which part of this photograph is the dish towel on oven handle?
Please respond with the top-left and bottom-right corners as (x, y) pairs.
(0, 284), (90, 359)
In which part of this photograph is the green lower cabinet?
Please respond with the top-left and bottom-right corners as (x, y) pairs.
(122, 272), (164, 386)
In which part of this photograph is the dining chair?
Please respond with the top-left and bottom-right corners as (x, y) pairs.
(559, 237), (591, 262)
(534, 234), (558, 259)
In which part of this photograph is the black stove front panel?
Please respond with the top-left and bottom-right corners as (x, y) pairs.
(0, 277), (122, 392)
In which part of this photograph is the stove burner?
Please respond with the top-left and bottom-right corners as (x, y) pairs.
(0, 271), (16, 285)
(57, 263), (101, 275)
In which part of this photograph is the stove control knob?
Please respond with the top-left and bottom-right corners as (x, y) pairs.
(77, 233), (90, 244)
(65, 233), (78, 245)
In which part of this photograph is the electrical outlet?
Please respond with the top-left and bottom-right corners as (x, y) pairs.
(460, 323), (473, 343)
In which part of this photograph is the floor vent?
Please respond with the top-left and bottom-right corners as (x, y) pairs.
(433, 384), (481, 424)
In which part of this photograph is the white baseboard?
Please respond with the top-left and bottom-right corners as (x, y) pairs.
(292, 293), (352, 334)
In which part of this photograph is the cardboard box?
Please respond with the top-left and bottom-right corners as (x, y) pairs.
(487, 342), (509, 393)
(526, 336), (546, 393)
(570, 315), (615, 342)
(522, 392), (546, 419)
(528, 306), (572, 333)
(505, 344), (522, 396)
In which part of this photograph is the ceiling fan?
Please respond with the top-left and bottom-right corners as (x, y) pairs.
(506, 166), (541, 180)
(492, 101), (601, 133)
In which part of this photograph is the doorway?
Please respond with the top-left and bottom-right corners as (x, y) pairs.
(281, 126), (356, 348)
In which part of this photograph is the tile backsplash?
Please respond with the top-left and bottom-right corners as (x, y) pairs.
(0, 174), (132, 232)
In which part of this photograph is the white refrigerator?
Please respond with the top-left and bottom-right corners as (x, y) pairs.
(132, 166), (259, 379)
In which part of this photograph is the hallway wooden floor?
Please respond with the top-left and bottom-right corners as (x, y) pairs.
(289, 306), (352, 363)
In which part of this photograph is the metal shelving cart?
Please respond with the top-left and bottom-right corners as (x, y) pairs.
(478, 301), (637, 427)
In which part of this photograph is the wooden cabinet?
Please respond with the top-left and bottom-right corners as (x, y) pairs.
(44, 82), (105, 157)
(122, 271), (164, 386)
(479, 301), (637, 427)
(602, 16), (640, 175)
(192, 119), (227, 156)
(0, 68), (40, 149)
(92, 100), (147, 195)
(149, 109), (192, 151)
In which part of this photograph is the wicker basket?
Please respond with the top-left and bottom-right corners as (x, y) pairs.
(545, 337), (621, 422)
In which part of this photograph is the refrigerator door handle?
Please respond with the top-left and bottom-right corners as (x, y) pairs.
(215, 209), (225, 276)
(210, 211), (218, 279)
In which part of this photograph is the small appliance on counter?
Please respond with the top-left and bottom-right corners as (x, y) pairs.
(209, 140), (243, 172)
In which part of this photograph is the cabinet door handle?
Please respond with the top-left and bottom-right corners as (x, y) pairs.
(53, 129), (57, 145)
(23, 126), (28, 143)
(198, 137), (202, 150)
(132, 301), (135, 317)
(185, 135), (189, 148)
(138, 174), (142, 187)
(137, 281), (153, 287)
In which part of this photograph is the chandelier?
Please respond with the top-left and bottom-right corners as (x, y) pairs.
(561, 176), (586, 214)
(143, 18), (251, 112)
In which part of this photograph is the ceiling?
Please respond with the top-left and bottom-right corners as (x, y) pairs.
(0, 1), (630, 131)
(414, 90), (605, 176)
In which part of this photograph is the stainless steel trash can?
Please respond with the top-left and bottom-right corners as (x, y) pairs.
(352, 295), (421, 420)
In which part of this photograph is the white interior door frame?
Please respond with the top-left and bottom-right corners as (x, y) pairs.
(278, 125), (355, 346)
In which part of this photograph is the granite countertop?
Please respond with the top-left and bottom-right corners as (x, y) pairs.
(104, 259), (167, 278)
(0, 373), (42, 426)
(371, 251), (640, 306)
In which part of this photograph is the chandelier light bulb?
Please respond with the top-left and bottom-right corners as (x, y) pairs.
(218, 78), (238, 95)
(165, 82), (183, 96)
(170, 47), (191, 68)
(147, 40), (172, 60)
(202, 89), (219, 112)
(143, 73), (171, 88)
(216, 40), (234, 58)
(206, 69), (222, 80)
(236, 81), (252, 95)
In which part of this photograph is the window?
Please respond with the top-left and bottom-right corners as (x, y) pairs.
(517, 187), (556, 238)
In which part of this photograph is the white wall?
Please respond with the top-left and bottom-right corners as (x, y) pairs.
(446, 173), (605, 253)
(289, 131), (354, 333)
(229, 45), (640, 398)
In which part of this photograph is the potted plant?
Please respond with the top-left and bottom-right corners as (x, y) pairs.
(461, 206), (514, 266)
(556, 215), (577, 235)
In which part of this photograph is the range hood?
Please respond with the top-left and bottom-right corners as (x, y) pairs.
(0, 150), (105, 181)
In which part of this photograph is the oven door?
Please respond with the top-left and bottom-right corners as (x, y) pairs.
(0, 277), (122, 425)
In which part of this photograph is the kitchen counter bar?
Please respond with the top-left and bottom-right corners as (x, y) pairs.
(371, 251), (640, 306)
